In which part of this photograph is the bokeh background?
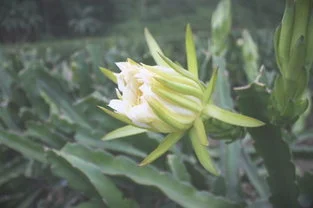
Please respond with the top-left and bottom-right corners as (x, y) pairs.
(2, 1), (313, 208)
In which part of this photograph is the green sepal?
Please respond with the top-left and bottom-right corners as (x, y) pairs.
(278, 0), (295, 67)
(144, 28), (167, 66)
(99, 67), (117, 83)
(193, 118), (209, 146)
(147, 97), (191, 131)
(154, 75), (203, 99)
(189, 127), (218, 175)
(151, 82), (201, 113)
(97, 106), (132, 125)
(204, 104), (265, 127)
(126, 58), (139, 65)
(102, 125), (147, 141)
(139, 132), (184, 166)
(142, 63), (201, 90)
(291, 0), (310, 48)
(271, 75), (286, 111)
(274, 25), (282, 71)
(286, 36), (306, 80)
(203, 67), (218, 103)
(305, 13), (313, 69)
(185, 24), (198, 78)
(158, 53), (200, 83)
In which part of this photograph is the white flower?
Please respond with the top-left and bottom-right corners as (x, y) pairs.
(99, 26), (264, 175)
(108, 59), (203, 133)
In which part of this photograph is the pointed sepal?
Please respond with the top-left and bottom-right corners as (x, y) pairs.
(144, 28), (167, 66)
(139, 132), (184, 166)
(102, 125), (147, 140)
(185, 24), (198, 78)
(189, 128), (218, 175)
(203, 67), (218, 103)
(97, 106), (132, 125)
(158, 53), (199, 83)
(193, 118), (209, 146)
(147, 97), (191, 131)
(151, 84), (200, 113)
(204, 104), (265, 127)
(99, 67), (117, 83)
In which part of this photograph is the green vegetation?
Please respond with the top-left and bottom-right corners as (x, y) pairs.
(1, 0), (313, 208)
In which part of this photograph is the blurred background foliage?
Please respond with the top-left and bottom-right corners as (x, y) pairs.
(1, 0), (313, 208)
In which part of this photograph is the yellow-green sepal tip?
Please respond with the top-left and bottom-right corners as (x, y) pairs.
(158, 53), (199, 83)
(151, 83), (200, 113)
(99, 67), (117, 84)
(189, 127), (218, 175)
(144, 28), (167, 66)
(204, 104), (265, 127)
(102, 125), (147, 141)
(97, 106), (132, 125)
(203, 67), (218, 103)
(153, 75), (203, 99)
(185, 24), (198, 78)
(193, 118), (209, 146)
(147, 97), (191, 131)
(139, 132), (184, 166)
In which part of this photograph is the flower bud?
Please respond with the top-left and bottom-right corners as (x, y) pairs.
(211, 0), (231, 56)
(108, 59), (203, 133)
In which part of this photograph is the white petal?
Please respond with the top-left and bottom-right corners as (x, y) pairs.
(153, 65), (178, 74)
(116, 73), (126, 92)
(115, 62), (130, 72)
(108, 99), (128, 115)
(128, 102), (154, 122)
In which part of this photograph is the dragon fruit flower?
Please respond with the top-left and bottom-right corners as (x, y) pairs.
(99, 25), (264, 175)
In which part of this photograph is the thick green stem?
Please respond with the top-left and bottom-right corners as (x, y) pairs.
(236, 84), (300, 208)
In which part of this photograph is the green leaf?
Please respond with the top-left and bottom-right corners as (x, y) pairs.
(48, 149), (138, 208)
(167, 154), (191, 183)
(47, 150), (106, 207)
(0, 130), (46, 163)
(17, 65), (50, 120)
(185, 24), (198, 78)
(86, 44), (106, 84)
(189, 127), (219, 175)
(139, 132), (184, 166)
(75, 130), (147, 158)
(102, 125), (147, 140)
(16, 189), (42, 208)
(144, 28), (167, 66)
(99, 67), (117, 83)
(61, 143), (242, 208)
(241, 145), (269, 199)
(205, 104), (265, 127)
(26, 121), (66, 149)
(299, 172), (313, 196)
(74, 201), (104, 208)
(219, 141), (242, 202)
(38, 79), (90, 129)
(0, 158), (26, 186)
